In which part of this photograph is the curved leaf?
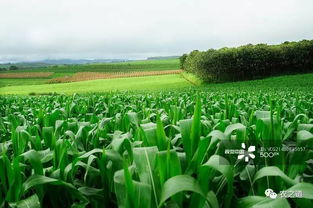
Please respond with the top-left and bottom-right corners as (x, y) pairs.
(159, 175), (206, 207)
(253, 166), (296, 186)
(9, 194), (40, 208)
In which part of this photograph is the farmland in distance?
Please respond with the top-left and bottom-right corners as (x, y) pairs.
(0, 59), (181, 88)
(0, 57), (313, 208)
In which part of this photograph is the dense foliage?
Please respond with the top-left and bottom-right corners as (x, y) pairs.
(181, 40), (313, 82)
(0, 66), (18, 72)
(179, 54), (188, 69)
(0, 85), (312, 207)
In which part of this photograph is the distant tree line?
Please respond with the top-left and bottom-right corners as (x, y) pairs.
(180, 40), (313, 82)
(0, 65), (18, 71)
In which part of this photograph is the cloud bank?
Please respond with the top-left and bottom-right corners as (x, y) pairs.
(1, 0), (312, 61)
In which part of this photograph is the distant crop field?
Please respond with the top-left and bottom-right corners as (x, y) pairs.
(48, 70), (182, 83)
(0, 59), (180, 87)
(0, 72), (54, 78)
(2, 58), (180, 73)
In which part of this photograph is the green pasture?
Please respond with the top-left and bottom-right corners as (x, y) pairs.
(0, 74), (191, 95)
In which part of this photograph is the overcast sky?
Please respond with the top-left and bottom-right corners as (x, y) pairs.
(1, 0), (312, 62)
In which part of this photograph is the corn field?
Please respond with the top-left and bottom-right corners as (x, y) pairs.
(0, 90), (312, 207)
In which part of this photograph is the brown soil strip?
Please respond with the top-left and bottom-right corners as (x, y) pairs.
(0, 72), (54, 78)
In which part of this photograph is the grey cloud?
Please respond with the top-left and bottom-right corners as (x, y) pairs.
(0, 0), (312, 62)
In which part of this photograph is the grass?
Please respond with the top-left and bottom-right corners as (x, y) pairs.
(0, 78), (49, 88)
(0, 74), (191, 95)
(1, 73), (313, 95)
(0, 73), (74, 87)
(181, 72), (203, 86)
(202, 72), (313, 91)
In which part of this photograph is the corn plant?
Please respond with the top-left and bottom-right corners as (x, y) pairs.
(0, 89), (312, 207)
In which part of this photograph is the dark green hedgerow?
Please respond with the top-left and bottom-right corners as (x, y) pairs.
(181, 40), (313, 82)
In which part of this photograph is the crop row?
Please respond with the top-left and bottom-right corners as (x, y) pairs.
(47, 70), (182, 83)
(0, 72), (54, 79)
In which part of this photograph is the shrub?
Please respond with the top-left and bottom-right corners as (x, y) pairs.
(9, 65), (18, 70)
(179, 54), (188, 69)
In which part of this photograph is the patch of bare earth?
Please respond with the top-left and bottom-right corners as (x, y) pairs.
(0, 72), (54, 78)
(48, 70), (182, 83)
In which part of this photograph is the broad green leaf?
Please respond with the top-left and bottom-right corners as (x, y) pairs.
(179, 119), (193, 163)
(287, 183), (313, 199)
(114, 166), (152, 208)
(156, 115), (168, 151)
(255, 111), (270, 120)
(159, 175), (206, 207)
(190, 96), (201, 161)
(253, 166), (296, 186)
(42, 126), (55, 149)
(224, 123), (246, 143)
(78, 187), (103, 197)
(9, 194), (40, 208)
(133, 147), (159, 207)
(252, 198), (290, 208)
(198, 155), (233, 208)
(237, 197), (290, 208)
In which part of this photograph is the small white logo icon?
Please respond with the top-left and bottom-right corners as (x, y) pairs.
(238, 143), (255, 162)
(265, 188), (277, 199)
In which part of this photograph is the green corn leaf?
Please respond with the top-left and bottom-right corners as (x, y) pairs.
(297, 130), (313, 145)
(255, 111), (271, 120)
(133, 147), (159, 207)
(127, 112), (139, 128)
(179, 119), (193, 163)
(205, 191), (219, 208)
(288, 130), (313, 178)
(123, 161), (136, 208)
(287, 182), (313, 199)
(253, 166), (296, 186)
(42, 127), (55, 149)
(21, 150), (43, 175)
(197, 155), (233, 208)
(159, 175), (206, 207)
(185, 136), (209, 175)
(237, 197), (290, 208)
(224, 123), (246, 143)
(156, 115), (168, 151)
(297, 124), (313, 133)
(157, 149), (182, 206)
(114, 165), (152, 208)
(78, 187), (104, 198)
(252, 198), (290, 208)
(9, 194), (40, 208)
(22, 174), (86, 202)
(190, 96), (201, 161)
